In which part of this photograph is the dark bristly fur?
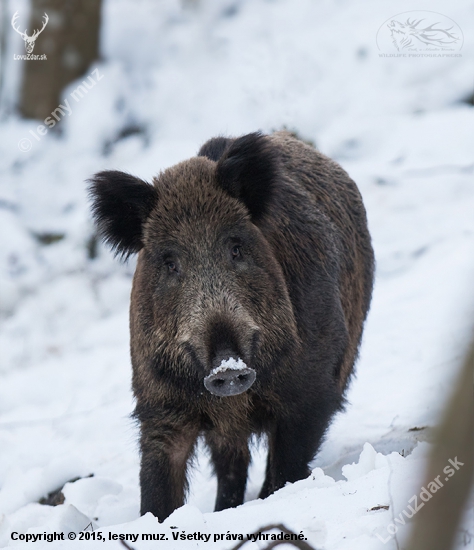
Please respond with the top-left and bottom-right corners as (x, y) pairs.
(88, 131), (374, 522)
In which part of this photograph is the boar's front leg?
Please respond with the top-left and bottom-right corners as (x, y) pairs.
(139, 415), (198, 521)
(205, 432), (250, 511)
(259, 415), (327, 499)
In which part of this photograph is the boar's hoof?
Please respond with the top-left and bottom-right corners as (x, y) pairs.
(204, 367), (256, 397)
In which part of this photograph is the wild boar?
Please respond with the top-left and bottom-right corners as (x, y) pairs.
(88, 131), (374, 521)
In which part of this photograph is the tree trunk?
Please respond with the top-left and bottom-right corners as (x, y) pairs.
(19, 0), (102, 120)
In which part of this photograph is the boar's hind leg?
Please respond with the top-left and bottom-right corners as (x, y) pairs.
(206, 432), (250, 511)
(259, 416), (325, 499)
(139, 419), (198, 521)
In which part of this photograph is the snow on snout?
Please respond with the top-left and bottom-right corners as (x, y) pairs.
(211, 357), (247, 375)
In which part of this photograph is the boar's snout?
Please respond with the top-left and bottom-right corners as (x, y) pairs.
(202, 317), (259, 397)
(204, 364), (256, 396)
(204, 350), (256, 397)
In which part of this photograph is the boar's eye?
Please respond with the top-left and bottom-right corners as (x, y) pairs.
(231, 245), (242, 259)
(166, 261), (178, 273)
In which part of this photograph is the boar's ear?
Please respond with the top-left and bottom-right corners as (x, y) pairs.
(88, 170), (158, 258)
(216, 132), (279, 221)
(198, 136), (234, 161)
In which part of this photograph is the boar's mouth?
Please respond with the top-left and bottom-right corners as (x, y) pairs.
(204, 356), (256, 397)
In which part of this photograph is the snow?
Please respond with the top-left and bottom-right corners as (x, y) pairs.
(210, 357), (248, 375)
(1, 0), (473, 548)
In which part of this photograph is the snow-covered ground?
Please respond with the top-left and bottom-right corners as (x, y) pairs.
(0, 0), (473, 548)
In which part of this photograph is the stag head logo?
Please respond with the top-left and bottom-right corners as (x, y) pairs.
(388, 18), (459, 51)
(376, 11), (463, 55)
(11, 11), (49, 54)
